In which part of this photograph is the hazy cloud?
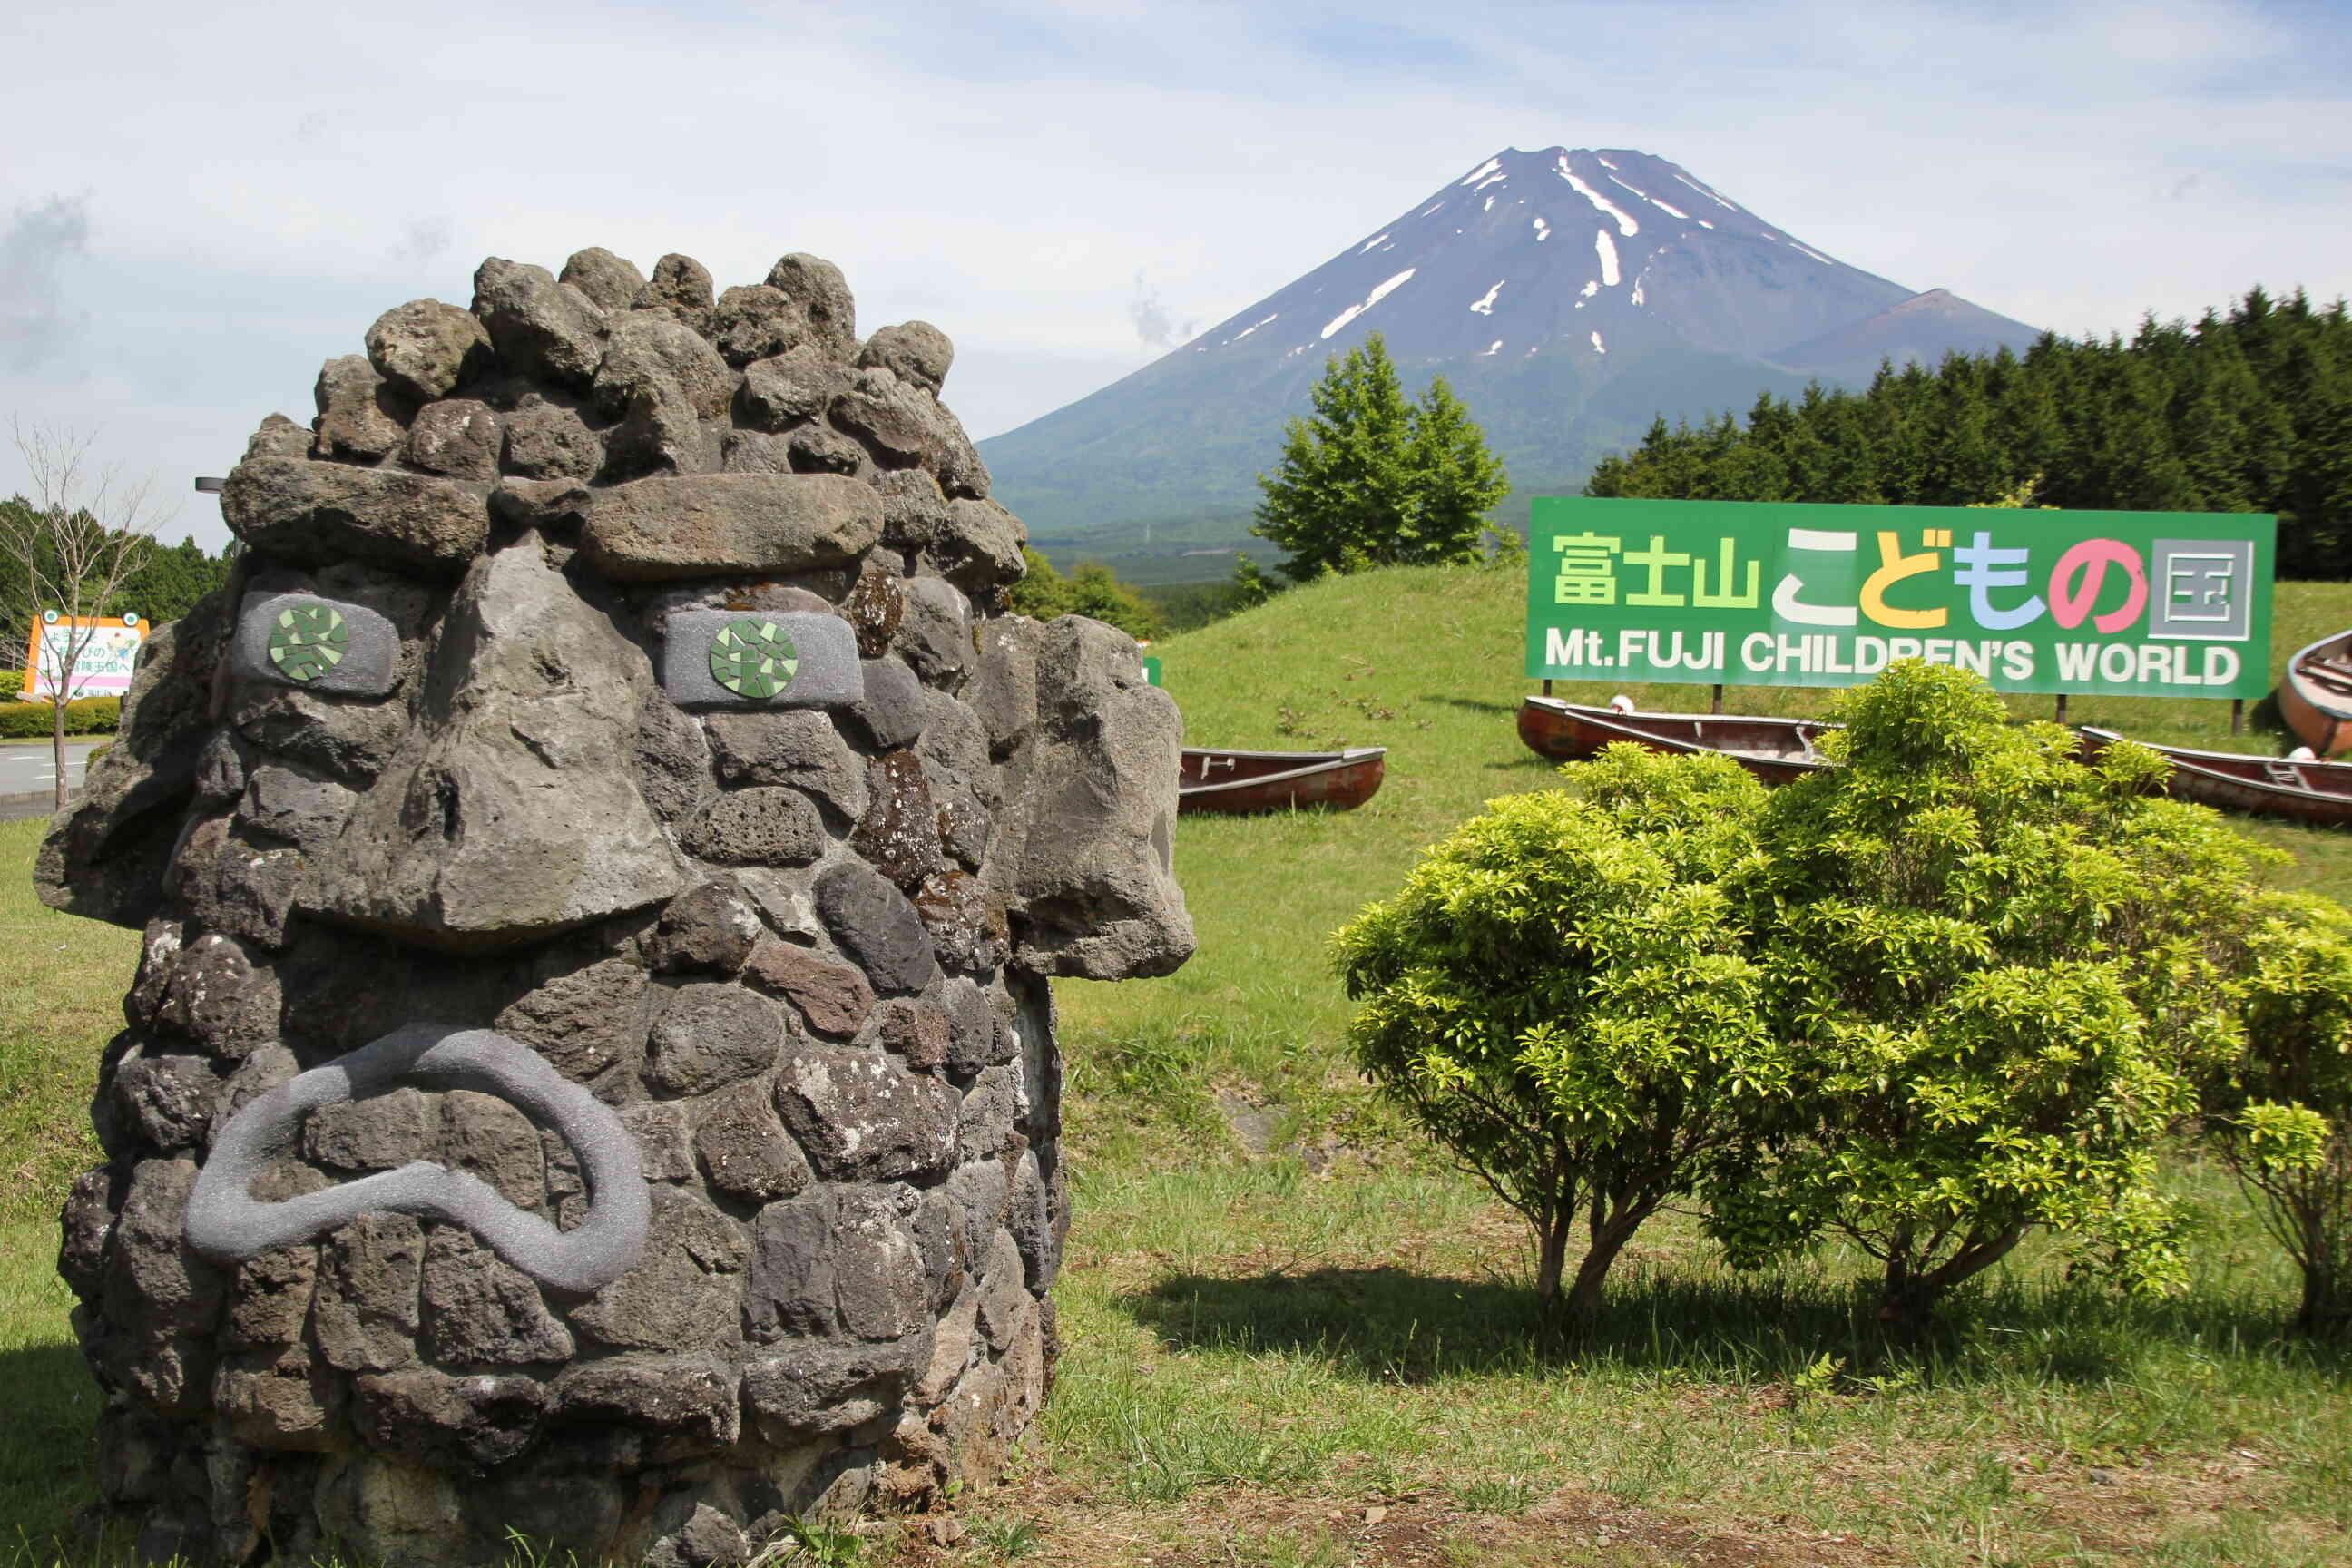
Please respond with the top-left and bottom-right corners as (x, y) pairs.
(395, 217), (452, 269)
(1128, 270), (1197, 350)
(0, 194), (92, 372)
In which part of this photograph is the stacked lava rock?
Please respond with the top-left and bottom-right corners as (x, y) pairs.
(38, 247), (1192, 1567)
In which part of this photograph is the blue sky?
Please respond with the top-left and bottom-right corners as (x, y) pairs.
(3, 0), (2347, 552)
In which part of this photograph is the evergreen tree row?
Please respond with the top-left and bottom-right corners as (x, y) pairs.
(1586, 288), (2352, 579)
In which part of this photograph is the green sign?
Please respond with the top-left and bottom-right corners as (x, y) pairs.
(1525, 498), (2275, 700)
(1142, 655), (1162, 688)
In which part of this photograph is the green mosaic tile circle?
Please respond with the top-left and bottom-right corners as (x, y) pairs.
(710, 617), (799, 701)
(267, 603), (348, 682)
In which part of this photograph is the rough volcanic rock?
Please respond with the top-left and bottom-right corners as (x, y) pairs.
(367, 300), (495, 404)
(858, 323), (954, 397)
(636, 254), (716, 331)
(766, 254), (858, 360)
(595, 311), (734, 420)
(299, 534), (689, 947)
(1011, 616), (1192, 979)
(222, 456), (490, 577)
(314, 355), (414, 463)
(560, 248), (649, 313)
(582, 473), (882, 580)
(816, 859), (936, 997)
(644, 982), (787, 1097)
(405, 398), (504, 481)
(39, 246), (1197, 1567)
(773, 1047), (956, 1183)
(473, 258), (609, 387)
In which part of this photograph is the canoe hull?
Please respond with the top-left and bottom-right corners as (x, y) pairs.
(1178, 747), (1387, 815)
(1517, 698), (1833, 786)
(2283, 629), (2352, 758)
(2078, 726), (2352, 828)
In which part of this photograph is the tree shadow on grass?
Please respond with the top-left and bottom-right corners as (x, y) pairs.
(0, 1339), (100, 1552)
(1112, 1259), (2346, 1391)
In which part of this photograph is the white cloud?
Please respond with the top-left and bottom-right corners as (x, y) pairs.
(1, 0), (2346, 548)
(0, 194), (93, 371)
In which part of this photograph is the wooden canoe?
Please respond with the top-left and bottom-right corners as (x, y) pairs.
(2280, 629), (2352, 758)
(1178, 747), (1387, 815)
(1517, 697), (1837, 785)
(2076, 726), (2352, 828)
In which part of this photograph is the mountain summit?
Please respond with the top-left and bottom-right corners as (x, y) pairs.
(979, 147), (2043, 550)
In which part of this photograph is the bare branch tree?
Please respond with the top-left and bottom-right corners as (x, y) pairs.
(1, 418), (172, 809)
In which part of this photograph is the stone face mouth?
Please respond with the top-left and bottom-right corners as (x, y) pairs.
(185, 1023), (650, 1293)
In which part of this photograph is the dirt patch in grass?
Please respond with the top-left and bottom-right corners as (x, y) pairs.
(858, 1449), (2330, 1567)
(876, 1474), (1816, 1568)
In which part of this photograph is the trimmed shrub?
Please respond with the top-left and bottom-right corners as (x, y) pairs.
(0, 697), (122, 739)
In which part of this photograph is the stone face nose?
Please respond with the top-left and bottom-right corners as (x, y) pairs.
(300, 534), (689, 950)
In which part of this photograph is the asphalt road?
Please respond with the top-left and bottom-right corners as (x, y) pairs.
(0, 740), (104, 821)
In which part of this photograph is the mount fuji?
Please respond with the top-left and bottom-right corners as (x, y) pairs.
(977, 147), (2042, 567)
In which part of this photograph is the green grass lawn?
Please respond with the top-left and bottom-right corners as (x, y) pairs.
(4, 568), (2350, 1566)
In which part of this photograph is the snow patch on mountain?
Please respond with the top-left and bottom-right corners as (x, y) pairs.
(1358, 232), (1389, 253)
(1594, 230), (1622, 287)
(1533, 216), (1551, 242)
(1320, 268), (1417, 340)
(1224, 312), (1279, 346)
(1673, 172), (1740, 211)
(1606, 173), (1691, 220)
(1557, 165), (1640, 236)
(1592, 330), (1608, 354)
(1459, 157), (1501, 186)
(1481, 338), (1502, 356)
(1469, 280), (1504, 315)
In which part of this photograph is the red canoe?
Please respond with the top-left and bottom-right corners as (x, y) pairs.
(2077, 726), (2352, 828)
(1517, 697), (1837, 785)
(1178, 747), (1387, 815)
(2279, 629), (2352, 759)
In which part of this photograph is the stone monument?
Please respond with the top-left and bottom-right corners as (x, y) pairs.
(36, 246), (1192, 1565)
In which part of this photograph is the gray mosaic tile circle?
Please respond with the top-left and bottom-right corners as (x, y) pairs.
(662, 609), (862, 710)
(233, 592), (400, 698)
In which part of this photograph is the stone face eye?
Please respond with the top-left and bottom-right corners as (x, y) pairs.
(709, 617), (799, 701)
(235, 592), (399, 698)
(267, 604), (348, 681)
(662, 609), (864, 710)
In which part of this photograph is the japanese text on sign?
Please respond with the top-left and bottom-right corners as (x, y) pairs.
(1525, 498), (2274, 699)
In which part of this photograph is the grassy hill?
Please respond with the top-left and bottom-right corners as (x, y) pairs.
(3, 568), (2350, 1563)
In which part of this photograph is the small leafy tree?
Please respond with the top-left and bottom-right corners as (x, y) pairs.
(0, 420), (167, 809)
(1707, 664), (2272, 1328)
(1333, 746), (1793, 1323)
(2211, 893), (2352, 1336)
(1339, 662), (2285, 1333)
(1252, 332), (1508, 583)
(1228, 552), (1281, 611)
(1007, 546), (1165, 640)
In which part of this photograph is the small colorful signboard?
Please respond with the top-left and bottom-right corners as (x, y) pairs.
(1525, 498), (2275, 700)
(25, 611), (147, 701)
(1142, 656), (1162, 688)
